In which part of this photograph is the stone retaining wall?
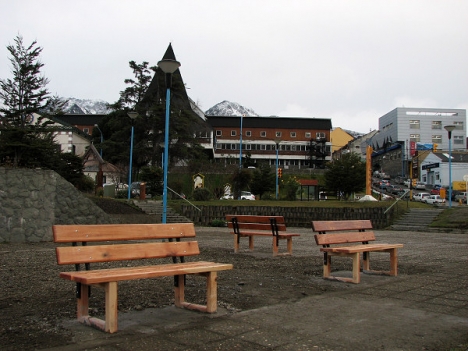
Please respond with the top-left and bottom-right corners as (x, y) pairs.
(181, 205), (396, 229)
(0, 168), (114, 242)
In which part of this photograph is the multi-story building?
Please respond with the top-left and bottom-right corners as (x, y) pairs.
(370, 107), (467, 179)
(207, 116), (332, 169)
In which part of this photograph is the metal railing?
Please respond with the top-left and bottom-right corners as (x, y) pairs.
(167, 186), (201, 212)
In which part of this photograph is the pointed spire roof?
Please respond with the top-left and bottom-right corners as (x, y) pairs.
(162, 43), (177, 61)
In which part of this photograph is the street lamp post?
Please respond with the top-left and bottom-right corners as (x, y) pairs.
(444, 125), (456, 208)
(158, 44), (181, 224)
(275, 140), (281, 199)
(127, 111), (138, 200)
(239, 114), (244, 169)
(94, 124), (103, 157)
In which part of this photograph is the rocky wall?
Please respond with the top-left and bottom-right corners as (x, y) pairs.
(0, 168), (114, 242)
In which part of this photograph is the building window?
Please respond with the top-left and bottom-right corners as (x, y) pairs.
(316, 132), (325, 139)
(83, 128), (89, 134)
(454, 135), (464, 144)
(454, 121), (464, 130)
(410, 134), (420, 142)
(290, 132), (296, 138)
(231, 130), (236, 136)
(432, 135), (442, 143)
(216, 130), (222, 136)
(260, 131), (266, 137)
(231, 144), (236, 149)
(275, 131), (282, 137)
(305, 132), (311, 138)
(410, 120), (420, 129)
(246, 131), (251, 137)
(260, 144), (266, 150)
(432, 121), (442, 129)
(246, 144), (251, 150)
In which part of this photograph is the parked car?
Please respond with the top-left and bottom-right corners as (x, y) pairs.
(240, 191), (256, 200)
(403, 179), (411, 188)
(423, 195), (446, 205)
(454, 192), (467, 203)
(415, 182), (426, 190)
(413, 192), (431, 202)
(430, 185), (445, 195)
(391, 186), (405, 195)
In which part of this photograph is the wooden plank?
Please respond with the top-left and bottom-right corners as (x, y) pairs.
(105, 282), (118, 333)
(53, 223), (196, 243)
(312, 220), (373, 232)
(56, 241), (200, 265)
(59, 261), (233, 284)
(225, 215), (285, 224)
(314, 232), (376, 245)
(321, 243), (403, 253)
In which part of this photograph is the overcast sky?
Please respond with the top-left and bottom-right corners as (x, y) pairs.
(1, 0), (467, 133)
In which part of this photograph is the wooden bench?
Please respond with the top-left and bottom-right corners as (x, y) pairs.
(226, 215), (300, 256)
(53, 223), (233, 333)
(311, 220), (404, 284)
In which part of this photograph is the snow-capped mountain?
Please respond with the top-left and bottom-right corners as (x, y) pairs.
(205, 100), (259, 117)
(63, 98), (111, 114)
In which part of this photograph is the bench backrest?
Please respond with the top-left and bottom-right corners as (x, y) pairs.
(312, 220), (375, 246)
(53, 223), (199, 265)
(225, 215), (287, 234)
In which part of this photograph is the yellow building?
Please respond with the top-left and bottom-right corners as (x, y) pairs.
(330, 127), (354, 153)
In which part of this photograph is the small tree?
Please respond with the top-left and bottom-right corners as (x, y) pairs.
(250, 164), (275, 199)
(324, 153), (366, 200)
(0, 35), (86, 188)
(231, 169), (252, 199)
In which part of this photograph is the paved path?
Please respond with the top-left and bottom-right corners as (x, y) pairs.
(44, 228), (468, 351)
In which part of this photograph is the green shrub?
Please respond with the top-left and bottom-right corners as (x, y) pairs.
(210, 219), (226, 227)
(193, 187), (212, 201)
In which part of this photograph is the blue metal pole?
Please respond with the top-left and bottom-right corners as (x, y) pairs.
(276, 145), (279, 199)
(127, 125), (134, 200)
(162, 87), (171, 223)
(448, 135), (452, 208)
(99, 134), (103, 158)
(239, 114), (243, 169)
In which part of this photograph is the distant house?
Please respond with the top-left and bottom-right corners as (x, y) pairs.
(330, 127), (354, 154)
(82, 144), (122, 185)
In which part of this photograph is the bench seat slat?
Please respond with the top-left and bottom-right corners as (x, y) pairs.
(314, 232), (376, 245)
(227, 222), (287, 231)
(56, 241), (200, 265)
(59, 261), (234, 284)
(312, 220), (373, 232)
(230, 231), (300, 237)
(225, 215), (285, 224)
(321, 243), (404, 254)
(53, 223), (196, 243)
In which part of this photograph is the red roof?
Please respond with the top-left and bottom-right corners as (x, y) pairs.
(298, 179), (318, 186)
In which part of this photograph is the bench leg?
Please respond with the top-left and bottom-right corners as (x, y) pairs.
(351, 252), (361, 284)
(248, 236), (254, 251)
(104, 282), (118, 333)
(174, 274), (185, 308)
(272, 237), (279, 256)
(363, 251), (370, 271)
(323, 253), (332, 279)
(205, 271), (218, 313)
(233, 234), (239, 253)
(389, 248), (398, 276)
(175, 273), (218, 313)
(77, 283), (89, 320)
(77, 282), (118, 333)
(286, 237), (293, 255)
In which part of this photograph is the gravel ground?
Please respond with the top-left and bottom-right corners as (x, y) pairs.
(1, 200), (467, 350)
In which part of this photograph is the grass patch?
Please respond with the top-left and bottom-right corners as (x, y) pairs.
(430, 207), (468, 229)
